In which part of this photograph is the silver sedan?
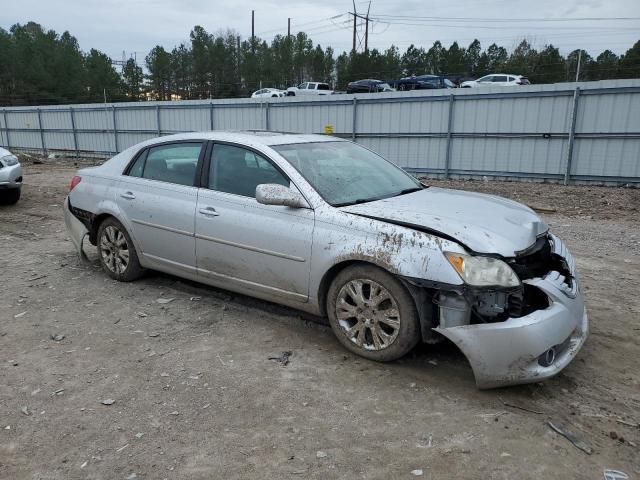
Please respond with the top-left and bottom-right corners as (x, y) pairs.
(64, 132), (588, 388)
(0, 147), (22, 204)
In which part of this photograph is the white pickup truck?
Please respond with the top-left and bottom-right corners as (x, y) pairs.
(286, 82), (334, 96)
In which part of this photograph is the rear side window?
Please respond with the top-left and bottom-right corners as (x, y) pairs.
(317, 84), (330, 90)
(209, 144), (289, 198)
(127, 142), (202, 186)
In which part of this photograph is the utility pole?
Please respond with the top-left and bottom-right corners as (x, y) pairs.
(575, 50), (582, 82)
(352, 1), (357, 54)
(364, 1), (371, 53)
(287, 17), (291, 38)
(251, 10), (255, 54)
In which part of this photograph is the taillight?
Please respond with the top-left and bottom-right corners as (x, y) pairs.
(69, 176), (81, 192)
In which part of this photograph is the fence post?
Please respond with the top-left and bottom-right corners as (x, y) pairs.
(352, 97), (357, 141)
(156, 104), (161, 136)
(444, 93), (455, 179)
(265, 102), (270, 130)
(111, 105), (119, 154)
(564, 87), (581, 185)
(36, 108), (47, 155)
(69, 107), (79, 159)
(209, 102), (214, 131)
(2, 110), (10, 149)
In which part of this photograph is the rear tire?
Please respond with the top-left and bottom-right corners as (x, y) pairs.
(0, 188), (20, 205)
(97, 217), (144, 281)
(327, 264), (420, 362)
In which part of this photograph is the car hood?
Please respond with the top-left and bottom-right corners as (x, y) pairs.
(339, 187), (548, 257)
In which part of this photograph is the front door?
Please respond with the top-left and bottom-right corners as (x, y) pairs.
(195, 143), (314, 302)
(115, 141), (204, 273)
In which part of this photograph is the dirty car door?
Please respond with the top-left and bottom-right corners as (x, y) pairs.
(116, 141), (204, 272)
(195, 143), (314, 302)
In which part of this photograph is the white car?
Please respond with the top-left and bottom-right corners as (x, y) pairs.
(251, 88), (286, 98)
(63, 131), (587, 389)
(0, 147), (22, 204)
(461, 74), (530, 88)
(286, 82), (334, 96)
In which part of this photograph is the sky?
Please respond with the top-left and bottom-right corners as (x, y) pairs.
(2, 0), (639, 62)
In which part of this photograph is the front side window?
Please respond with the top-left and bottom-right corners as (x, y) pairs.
(477, 76), (493, 83)
(273, 141), (421, 207)
(209, 144), (289, 198)
(298, 83), (308, 89)
(129, 142), (202, 186)
(493, 76), (508, 82)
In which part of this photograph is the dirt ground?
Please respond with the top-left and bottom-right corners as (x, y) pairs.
(1, 157), (639, 479)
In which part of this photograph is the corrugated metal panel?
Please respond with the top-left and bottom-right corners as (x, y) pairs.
(74, 109), (112, 131)
(213, 106), (265, 130)
(271, 103), (353, 133)
(116, 108), (156, 131)
(450, 137), (567, 174)
(8, 130), (41, 149)
(160, 106), (210, 132)
(577, 91), (640, 133)
(572, 138), (640, 178)
(6, 111), (39, 130)
(453, 95), (572, 133)
(43, 132), (75, 150)
(357, 137), (448, 170)
(358, 99), (449, 133)
(77, 132), (114, 153)
(40, 110), (72, 130)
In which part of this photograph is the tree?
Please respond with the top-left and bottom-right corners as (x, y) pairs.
(146, 46), (172, 100)
(425, 41), (445, 74)
(618, 41), (640, 79)
(122, 58), (144, 99)
(464, 39), (481, 77)
(84, 49), (123, 102)
(506, 39), (538, 77)
(592, 50), (619, 80)
(534, 44), (564, 84)
(401, 44), (427, 76)
(566, 49), (593, 81)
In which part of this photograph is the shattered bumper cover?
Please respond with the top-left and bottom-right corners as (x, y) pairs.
(435, 237), (588, 389)
(63, 197), (89, 259)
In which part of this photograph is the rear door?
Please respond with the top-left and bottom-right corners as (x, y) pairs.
(115, 141), (205, 273)
(195, 143), (314, 302)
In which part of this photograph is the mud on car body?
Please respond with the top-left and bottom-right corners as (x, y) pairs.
(64, 131), (587, 388)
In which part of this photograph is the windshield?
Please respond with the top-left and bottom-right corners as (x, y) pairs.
(273, 141), (422, 206)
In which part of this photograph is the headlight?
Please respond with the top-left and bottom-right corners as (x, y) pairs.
(1, 154), (19, 167)
(445, 252), (520, 287)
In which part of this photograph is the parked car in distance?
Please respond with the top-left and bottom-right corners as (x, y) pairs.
(393, 74), (456, 91)
(64, 131), (587, 389)
(0, 147), (22, 204)
(251, 88), (286, 98)
(346, 79), (396, 94)
(460, 74), (530, 88)
(286, 82), (333, 96)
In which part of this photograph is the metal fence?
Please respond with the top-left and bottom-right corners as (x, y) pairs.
(1, 79), (639, 184)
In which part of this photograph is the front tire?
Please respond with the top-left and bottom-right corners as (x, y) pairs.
(97, 217), (144, 281)
(0, 188), (20, 205)
(327, 265), (420, 362)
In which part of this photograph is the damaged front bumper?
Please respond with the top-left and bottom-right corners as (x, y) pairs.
(434, 238), (588, 389)
(63, 197), (89, 259)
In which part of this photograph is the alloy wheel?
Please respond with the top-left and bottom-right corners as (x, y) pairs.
(335, 279), (401, 351)
(100, 225), (130, 274)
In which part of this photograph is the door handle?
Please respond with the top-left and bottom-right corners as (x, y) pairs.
(120, 192), (136, 200)
(199, 207), (220, 217)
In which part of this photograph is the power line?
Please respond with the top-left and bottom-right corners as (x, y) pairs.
(371, 14), (640, 22)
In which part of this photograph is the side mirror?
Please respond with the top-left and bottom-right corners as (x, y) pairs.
(255, 184), (309, 209)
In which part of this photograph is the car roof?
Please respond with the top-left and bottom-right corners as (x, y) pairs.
(137, 131), (345, 148)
